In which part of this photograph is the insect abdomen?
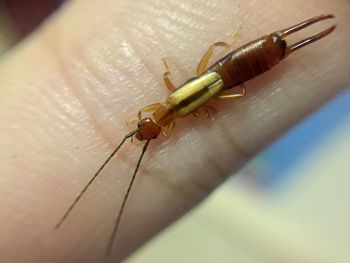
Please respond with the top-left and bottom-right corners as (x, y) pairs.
(209, 34), (286, 89)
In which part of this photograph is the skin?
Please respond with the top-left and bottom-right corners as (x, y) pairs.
(0, 0), (349, 262)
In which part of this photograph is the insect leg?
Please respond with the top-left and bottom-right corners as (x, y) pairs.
(161, 121), (176, 137)
(216, 84), (246, 100)
(192, 108), (210, 120)
(162, 58), (176, 92)
(196, 26), (242, 76)
(126, 117), (139, 127)
(192, 104), (217, 120)
(137, 103), (162, 120)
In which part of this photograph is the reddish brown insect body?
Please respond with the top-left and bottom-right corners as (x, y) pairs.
(134, 14), (336, 138)
(55, 14), (336, 258)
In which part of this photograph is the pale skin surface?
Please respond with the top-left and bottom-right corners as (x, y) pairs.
(0, 0), (349, 262)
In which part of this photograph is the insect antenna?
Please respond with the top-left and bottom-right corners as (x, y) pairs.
(106, 139), (151, 256)
(54, 128), (138, 230)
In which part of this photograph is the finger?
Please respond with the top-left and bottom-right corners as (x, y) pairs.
(0, 0), (348, 263)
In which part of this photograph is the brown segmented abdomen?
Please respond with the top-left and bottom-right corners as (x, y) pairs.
(208, 34), (286, 90)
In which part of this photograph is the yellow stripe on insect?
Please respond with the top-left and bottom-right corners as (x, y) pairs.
(167, 72), (224, 117)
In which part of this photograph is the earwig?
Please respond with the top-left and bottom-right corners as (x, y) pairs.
(55, 14), (336, 256)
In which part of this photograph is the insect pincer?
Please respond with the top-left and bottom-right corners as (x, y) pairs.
(275, 14), (336, 57)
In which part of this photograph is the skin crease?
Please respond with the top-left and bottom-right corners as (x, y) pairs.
(0, 0), (349, 262)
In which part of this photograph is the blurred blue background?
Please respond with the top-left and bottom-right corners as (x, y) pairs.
(246, 89), (350, 190)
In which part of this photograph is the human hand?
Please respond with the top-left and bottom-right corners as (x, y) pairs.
(0, 0), (349, 262)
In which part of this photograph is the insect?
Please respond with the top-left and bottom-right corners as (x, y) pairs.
(55, 14), (335, 256)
